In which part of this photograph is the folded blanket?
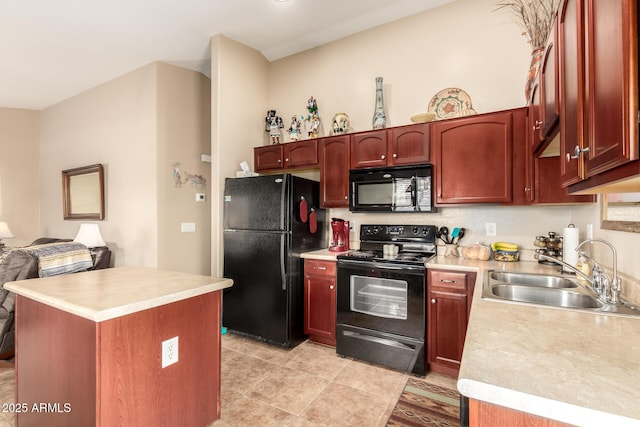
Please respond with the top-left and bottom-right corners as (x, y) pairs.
(19, 242), (93, 278)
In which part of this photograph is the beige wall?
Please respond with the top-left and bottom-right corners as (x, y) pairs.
(210, 35), (269, 276)
(38, 62), (212, 274)
(268, 0), (531, 135)
(157, 63), (212, 275)
(39, 63), (158, 267)
(0, 108), (40, 246)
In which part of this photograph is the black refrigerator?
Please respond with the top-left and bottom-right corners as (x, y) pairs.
(223, 174), (326, 348)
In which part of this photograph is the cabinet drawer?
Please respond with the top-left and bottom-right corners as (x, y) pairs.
(304, 259), (336, 276)
(428, 270), (469, 291)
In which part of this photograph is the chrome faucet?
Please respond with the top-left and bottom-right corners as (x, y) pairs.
(536, 239), (621, 304)
(576, 239), (621, 304)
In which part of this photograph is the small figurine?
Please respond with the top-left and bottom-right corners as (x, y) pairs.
(306, 114), (321, 138)
(307, 96), (318, 116)
(265, 109), (284, 144)
(331, 113), (351, 135)
(288, 115), (303, 141)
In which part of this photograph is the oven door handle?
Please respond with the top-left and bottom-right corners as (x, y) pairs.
(337, 260), (425, 273)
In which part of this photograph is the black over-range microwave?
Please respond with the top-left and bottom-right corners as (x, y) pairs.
(349, 164), (436, 213)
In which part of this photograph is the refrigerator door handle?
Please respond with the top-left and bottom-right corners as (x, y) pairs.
(280, 233), (287, 291)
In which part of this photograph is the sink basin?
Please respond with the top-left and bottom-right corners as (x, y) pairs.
(490, 272), (578, 289)
(482, 270), (640, 316)
(489, 284), (603, 309)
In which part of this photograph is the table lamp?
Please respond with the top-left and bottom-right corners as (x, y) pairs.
(0, 221), (14, 250)
(73, 223), (106, 248)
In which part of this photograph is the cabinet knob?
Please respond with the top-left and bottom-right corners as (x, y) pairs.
(285, 158), (289, 162)
(431, 299), (436, 304)
(344, 195), (348, 200)
(392, 153), (397, 158)
(533, 120), (543, 130)
(277, 159), (282, 163)
(381, 154), (386, 160)
(330, 285), (334, 290)
(315, 266), (327, 270)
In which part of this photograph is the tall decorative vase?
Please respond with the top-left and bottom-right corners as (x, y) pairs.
(372, 77), (387, 129)
(525, 47), (545, 101)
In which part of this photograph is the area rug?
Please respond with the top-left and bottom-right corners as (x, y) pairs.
(386, 377), (460, 426)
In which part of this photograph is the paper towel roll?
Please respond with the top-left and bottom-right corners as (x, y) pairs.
(563, 225), (579, 272)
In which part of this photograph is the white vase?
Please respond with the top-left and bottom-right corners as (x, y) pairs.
(372, 77), (387, 129)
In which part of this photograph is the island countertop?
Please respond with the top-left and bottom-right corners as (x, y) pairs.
(4, 266), (233, 322)
(426, 257), (640, 426)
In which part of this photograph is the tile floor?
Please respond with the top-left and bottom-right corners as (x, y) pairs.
(0, 335), (457, 426)
(212, 333), (457, 426)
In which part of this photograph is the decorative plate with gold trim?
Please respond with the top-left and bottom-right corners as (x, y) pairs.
(428, 88), (477, 119)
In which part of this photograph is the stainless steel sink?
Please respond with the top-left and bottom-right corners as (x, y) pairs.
(489, 272), (577, 289)
(482, 270), (640, 316)
(489, 284), (603, 309)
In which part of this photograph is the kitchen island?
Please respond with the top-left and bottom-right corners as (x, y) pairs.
(4, 266), (233, 427)
(427, 257), (640, 426)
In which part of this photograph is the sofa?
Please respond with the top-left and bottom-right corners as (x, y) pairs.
(0, 238), (111, 358)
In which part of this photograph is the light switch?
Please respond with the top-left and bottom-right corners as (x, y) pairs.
(181, 222), (196, 232)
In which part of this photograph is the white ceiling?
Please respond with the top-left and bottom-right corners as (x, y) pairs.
(0, 0), (453, 111)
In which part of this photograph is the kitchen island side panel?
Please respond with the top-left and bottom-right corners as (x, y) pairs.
(15, 291), (222, 427)
(97, 291), (221, 426)
(15, 295), (97, 427)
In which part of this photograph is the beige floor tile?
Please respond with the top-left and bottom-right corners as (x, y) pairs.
(220, 352), (280, 395)
(285, 341), (351, 381)
(332, 358), (408, 401)
(301, 382), (392, 426)
(211, 389), (296, 427)
(248, 366), (329, 415)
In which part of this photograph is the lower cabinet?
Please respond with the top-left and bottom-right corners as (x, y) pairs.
(427, 268), (476, 377)
(303, 259), (336, 346)
(469, 399), (572, 427)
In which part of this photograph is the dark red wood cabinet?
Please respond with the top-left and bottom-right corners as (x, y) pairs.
(389, 124), (430, 166)
(427, 269), (476, 377)
(254, 140), (319, 172)
(254, 145), (284, 171)
(319, 135), (350, 208)
(431, 109), (518, 204)
(559, 0), (640, 191)
(304, 259), (336, 346)
(540, 17), (559, 142)
(350, 129), (388, 169)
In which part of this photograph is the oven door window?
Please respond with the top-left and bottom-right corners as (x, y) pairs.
(350, 276), (408, 320)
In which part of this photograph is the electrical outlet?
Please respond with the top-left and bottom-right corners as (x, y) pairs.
(181, 222), (196, 232)
(162, 336), (179, 368)
(486, 222), (497, 236)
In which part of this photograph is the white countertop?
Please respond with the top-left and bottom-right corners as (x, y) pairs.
(300, 248), (348, 261)
(426, 256), (640, 426)
(4, 266), (233, 322)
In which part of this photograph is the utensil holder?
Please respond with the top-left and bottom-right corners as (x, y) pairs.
(444, 244), (459, 257)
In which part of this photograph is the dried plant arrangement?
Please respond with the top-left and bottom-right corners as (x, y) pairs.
(496, 0), (559, 50)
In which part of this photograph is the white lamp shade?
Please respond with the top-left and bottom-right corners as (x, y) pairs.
(0, 222), (14, 239)
(73, 223), (106, 248)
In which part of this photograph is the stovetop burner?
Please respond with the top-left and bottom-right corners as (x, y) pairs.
(336, 224), (438, 266)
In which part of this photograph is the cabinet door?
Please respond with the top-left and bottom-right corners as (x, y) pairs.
(558, 0), (586, 186)
(432, 110), (515, 204)
(584, 0), (638, 176)
(304, 260), (336, 346)
(254, 145), (283, 171)
(535, 157), (595, 203)
(350, 129), (388, 169)
(389, 124), (430, 165)
(284, 140), (318, 168)
(529, 80), (544, 151)
(319, 135), (350, 208)
(540, 18), (559, 139)
(427, 269), (475, 377)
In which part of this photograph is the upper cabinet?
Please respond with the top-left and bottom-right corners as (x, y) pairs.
(319, 135), (350, 208)
(350, 124), (430, 169)
(540, 17), (560, 141)
(432, 109), (519, 204)
(558, 0), (639, 191)
(254, 140), (318, 172)
(350, 129), (388, 169)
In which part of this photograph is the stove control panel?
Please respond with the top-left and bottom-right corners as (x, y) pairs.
(360, 224), (437, 242)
